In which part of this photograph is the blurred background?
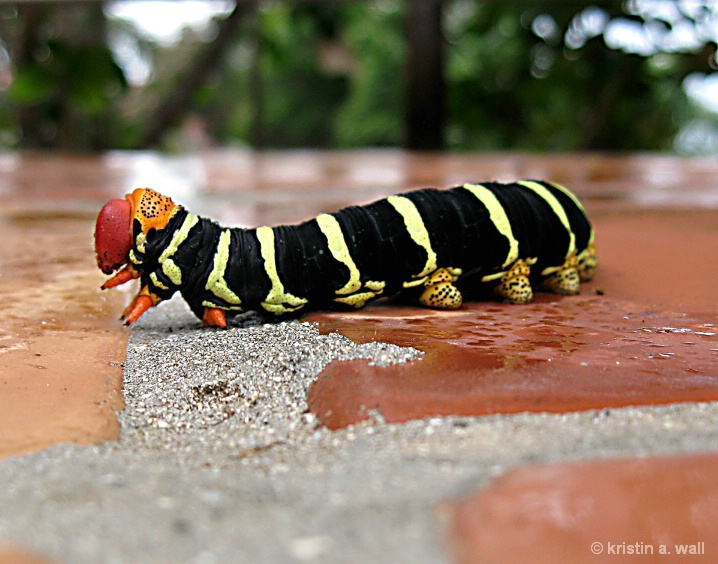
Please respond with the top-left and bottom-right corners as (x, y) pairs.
(1, 0), (717, 154)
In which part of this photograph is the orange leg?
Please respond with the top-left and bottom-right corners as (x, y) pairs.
(122, 296), (153, 325)
(101, 264), (140, 290)
(203, 307), (227, 329)
(122, 285), (161, 325)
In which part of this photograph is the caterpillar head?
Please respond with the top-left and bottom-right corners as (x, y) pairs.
(95, 188), (178, 275)
(95, 197), (132, 275)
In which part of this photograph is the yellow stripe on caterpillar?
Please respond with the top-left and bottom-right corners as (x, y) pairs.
(517, 181), (576, 258)
(334, 290), (381, 308)
(256, 226), (308, 314)
(315, 213), (362, 296)
(201, 300), (244, 311)
(205, 229), (242, 306)
(463, 183), (519, 268)
(387, 195), (437, 279)
(149, 272), (170, 291)
(365, 280), (386, 292)
(157, 213), (199, 286)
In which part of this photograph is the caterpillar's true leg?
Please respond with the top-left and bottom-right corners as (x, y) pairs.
(101, 264), (140, 290)
(122, 285), (161, 325)
(542, 254), (580, 295)
(419, 267), (463, 310)
(203, 307), (227, 329)
(494, 259), (533, 304)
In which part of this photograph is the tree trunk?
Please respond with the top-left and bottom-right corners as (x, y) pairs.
(404, 0), (445, 150)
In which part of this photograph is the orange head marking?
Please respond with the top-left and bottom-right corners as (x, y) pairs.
(127, 188), (179, 234)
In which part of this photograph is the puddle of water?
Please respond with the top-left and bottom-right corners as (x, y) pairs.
(306, 296), (718, 429)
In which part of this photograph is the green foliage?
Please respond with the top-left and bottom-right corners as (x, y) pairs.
(443, 1), (698, 151)
(254, 4), (349, 147)
(333, 1), (404, 147)
(2, 0), (717, 152)
(8, 64), (56, 105)
(446, 3), (537, 149)
(200, 1), (404, 148)
(63, 44), (127, 114)
(5, 10), (128, 149)
(36, 41), (125, 114)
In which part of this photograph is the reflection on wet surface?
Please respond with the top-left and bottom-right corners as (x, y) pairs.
(1, 217), (118, 330)
(0, 546), (52, 564)
(307, 295), (718, 428)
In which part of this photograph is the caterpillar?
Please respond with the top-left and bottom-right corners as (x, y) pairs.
(94, 181), (596, 328)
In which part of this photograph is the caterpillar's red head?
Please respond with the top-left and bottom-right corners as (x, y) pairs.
(95, 198), (133, 274)
(95, 188), (179, 274)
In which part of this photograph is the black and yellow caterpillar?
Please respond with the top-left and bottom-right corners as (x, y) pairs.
(95, 181), (596, 328)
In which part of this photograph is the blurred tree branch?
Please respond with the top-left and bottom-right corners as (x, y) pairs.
(140, 0), (257, 147)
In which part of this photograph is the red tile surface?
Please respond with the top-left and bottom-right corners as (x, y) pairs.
(307, 211), (718, 429)
(445, 453), (718, 564)
(0, 217), (126, 459)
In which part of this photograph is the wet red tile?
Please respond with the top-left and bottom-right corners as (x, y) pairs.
(307, 299), (718, 429)
(0, 217), (126, 459)
(0, 157), (129, 459)
(445, 453), (718, 564)
(590, 210), (718, 314)
(307, 210), (718, 429)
